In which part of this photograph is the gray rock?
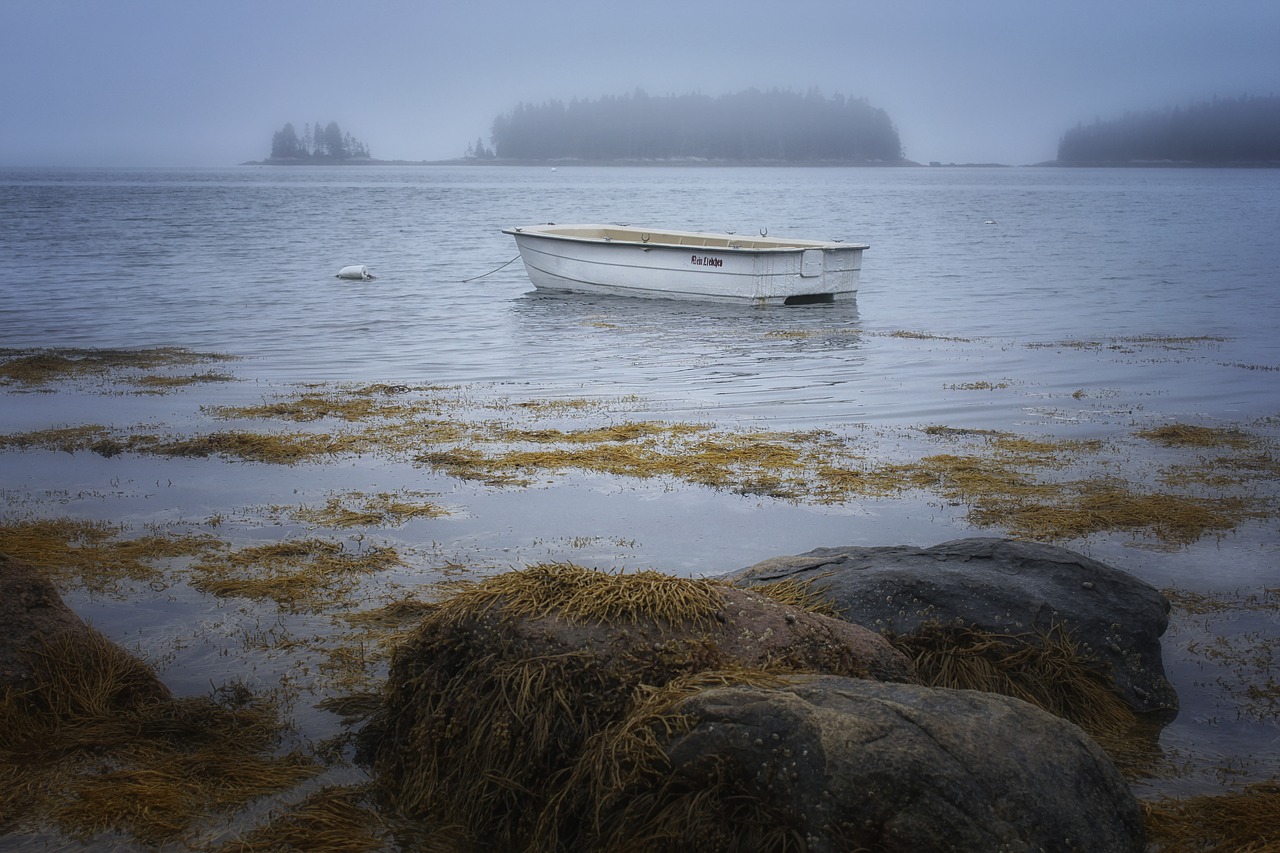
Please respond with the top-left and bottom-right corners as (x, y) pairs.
(659, 675), (1145, 853)
(725, 537), (1176, 715)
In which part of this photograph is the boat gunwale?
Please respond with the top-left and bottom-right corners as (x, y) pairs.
(502, 224), (869, 254)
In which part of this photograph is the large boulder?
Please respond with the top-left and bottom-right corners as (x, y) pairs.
(368, 562), (1151, 851)
(725, 537), (1176, 716)
(639, 675), (1146, 853)
(366, 563), (914, 849)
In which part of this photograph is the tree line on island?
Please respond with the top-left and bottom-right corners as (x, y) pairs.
(1056, 95), (1280, 164)
(269, 121), (371, 161)
(261, 92), (1279, 166)
(483, 88), (904, 162)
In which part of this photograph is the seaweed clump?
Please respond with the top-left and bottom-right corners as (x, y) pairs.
(0, 629), (316, 847)
(189, 538), (404, 613)
(0, 347), (233, 387)
(212, 784), (388, 853)
(1142, 782), (1280, 852)
(886, 623), (1158, 774)
(0, 518), (218, 594)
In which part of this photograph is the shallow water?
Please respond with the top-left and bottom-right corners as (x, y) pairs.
(2, 164), (1279, 810)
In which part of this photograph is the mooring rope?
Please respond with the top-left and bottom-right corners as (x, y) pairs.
(461, 254), (520, 283)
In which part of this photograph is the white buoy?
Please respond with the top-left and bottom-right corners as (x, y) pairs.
(336, 265), (375, 281)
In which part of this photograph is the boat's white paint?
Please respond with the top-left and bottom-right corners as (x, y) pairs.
(502, 224), (868, 305)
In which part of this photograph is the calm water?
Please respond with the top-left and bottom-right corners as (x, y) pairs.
(2, 165), (1279, 803)
(4, 166), (1278, 403)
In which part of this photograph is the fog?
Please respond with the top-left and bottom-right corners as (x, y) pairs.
(2, 0), (1277, 167)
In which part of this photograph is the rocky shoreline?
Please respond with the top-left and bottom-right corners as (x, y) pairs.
(5, 538), (1187, 850)
(2, 347), (1277, 849)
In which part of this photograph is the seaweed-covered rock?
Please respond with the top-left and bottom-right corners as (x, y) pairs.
(645, 675), (1146, 853)
(725, 537), (1176, 716)
(3, 553), (78, 685)
(365, 563), (914, 849)
(1, 551), (172, 702)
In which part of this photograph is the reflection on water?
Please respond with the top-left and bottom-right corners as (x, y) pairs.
(506, 290), (867, 416)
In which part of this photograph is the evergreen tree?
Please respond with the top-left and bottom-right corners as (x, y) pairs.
(322, 122), (347, 159)
(467, 136), (493, 159)
(270, 122), (305, 159)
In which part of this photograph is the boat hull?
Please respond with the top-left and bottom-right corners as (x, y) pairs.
(502, 224), (867, 306)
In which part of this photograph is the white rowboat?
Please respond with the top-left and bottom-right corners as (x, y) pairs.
(502, 224), (868, 306)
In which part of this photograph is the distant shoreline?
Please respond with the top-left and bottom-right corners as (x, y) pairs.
(240, 157), (928, 168)
(239, 157), (1280, 168)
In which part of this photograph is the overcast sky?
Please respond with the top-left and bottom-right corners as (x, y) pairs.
(2, 0), (1277, 167)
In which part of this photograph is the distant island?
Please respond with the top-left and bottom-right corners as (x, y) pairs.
(246, 90), (908, 167)
(249, 121), (374, 164)
(1055, 95), (1280, 166)
(246, 93), (1280, 168)
(483, 88), (907, 163)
